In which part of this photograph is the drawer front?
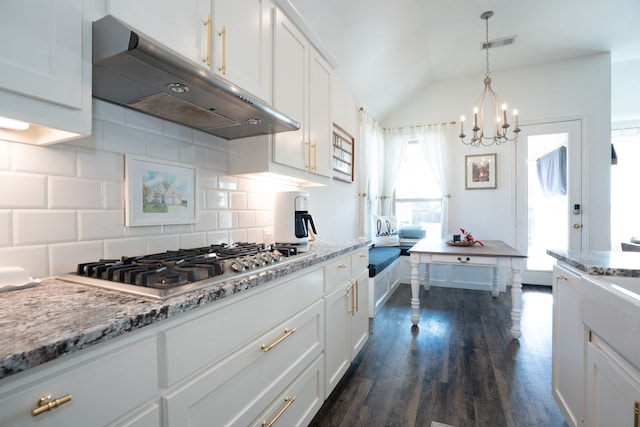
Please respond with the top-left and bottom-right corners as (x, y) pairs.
(431, 254), (498, 266)
(252, 355), (324, 427)
(163, 300), (324, 427)
(351, 249), (369, 274)
(163, 268), (324, 386)
(325, 256), (352, 293)
(0, 336), (158, 427)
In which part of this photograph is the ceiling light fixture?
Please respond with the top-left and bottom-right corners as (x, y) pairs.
(459, 11), (520, 147)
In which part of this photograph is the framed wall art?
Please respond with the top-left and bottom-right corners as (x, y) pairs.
(332, 123), (355, 182)
(465, 153), (497, 190)
(125, 155), (197, 226)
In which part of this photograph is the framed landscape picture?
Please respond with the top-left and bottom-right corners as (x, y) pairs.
(125, 155), (197, 226)
(465, 153), (497, 189)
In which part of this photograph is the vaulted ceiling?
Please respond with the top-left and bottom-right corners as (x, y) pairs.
(288, 0), (640, 120)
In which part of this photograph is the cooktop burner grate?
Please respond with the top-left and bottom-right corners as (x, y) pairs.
(61, 242), (315, 299)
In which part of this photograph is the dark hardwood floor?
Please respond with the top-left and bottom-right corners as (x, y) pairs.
(310, 284), (568, 427)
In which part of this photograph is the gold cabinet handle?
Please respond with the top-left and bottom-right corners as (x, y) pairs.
(556, 275), (568, 281)
(261, 328), (296, 352)
(262, 396), (296, 427)
(355, 280), (359, 313)
(202, 15), (212, 66)
(359, 253), (367, 258)
(217, 24), (227, 74)
(31, 394), (72, 417)
(573, 223), (582, 229)
(634, 400), (639, 427)
(350, 283), (355, 316)
(337, 263), (347, 269)
(305, 141), (312, 170)
(312, 142), (317, 171)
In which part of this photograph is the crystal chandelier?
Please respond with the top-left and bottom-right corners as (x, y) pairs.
(459, 11), (520, 147)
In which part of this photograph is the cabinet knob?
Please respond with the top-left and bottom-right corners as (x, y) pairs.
(31, 394), (72, 417)
(338, 263), (347, 269)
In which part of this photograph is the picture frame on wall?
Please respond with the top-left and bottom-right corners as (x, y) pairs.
(332, 123), (355, 182)
(125, 155), (197, 226)
(465, 153), (497, 190)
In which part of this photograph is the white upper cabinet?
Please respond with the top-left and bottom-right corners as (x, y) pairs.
(272, 8), (332, 178)
(210, 0), (274, 102)
(0, 0), (91, 145)
(106, 0), (205, 66)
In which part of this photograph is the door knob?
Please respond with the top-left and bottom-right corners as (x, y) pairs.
(573, 223), (582, 229)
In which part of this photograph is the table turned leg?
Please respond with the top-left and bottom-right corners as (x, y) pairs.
(410, 258), (420, 326)
(510, 261), (523, 339)
(423, 262), (431, 292)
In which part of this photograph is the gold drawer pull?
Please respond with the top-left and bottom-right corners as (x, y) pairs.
(359, 253), (367, 258)
(262, 396), (296, 426)
(31, 394), (72, 417)
(261, 328), (296, 352)
(338, 263), (347, 269)
(634, 400), (639, 427)
(556, 275), (568, 281)
(457, 256), (470, 263)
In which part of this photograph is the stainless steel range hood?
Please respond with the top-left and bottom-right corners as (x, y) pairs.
(92, 15), (300, 140)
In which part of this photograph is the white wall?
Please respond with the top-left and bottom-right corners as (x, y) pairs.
(382, 53), (612, 250)
(612, 58), (640, 126)
(0, 99), (299, 279)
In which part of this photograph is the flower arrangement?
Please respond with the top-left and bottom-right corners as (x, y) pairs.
(460, 228), (484, 246)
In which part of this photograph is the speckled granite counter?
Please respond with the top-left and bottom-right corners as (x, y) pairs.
(547, 249), (640, 277)
(0, 238), (371, 380)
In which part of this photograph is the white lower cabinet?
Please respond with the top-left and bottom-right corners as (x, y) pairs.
(163, 300), (324, 426)
(0, 247), (370, 427)
(324, 249), (369, 398)
(585, 334), (640, 427)
(552, 264), (586, 427)
(0, 335), (159, 427)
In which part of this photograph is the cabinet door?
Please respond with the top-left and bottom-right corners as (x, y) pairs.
(212, 0), (273, 102)
(586, 336), (640, 427)
(272, 9), (308, 171)
(350, 269), (369, 357)
(107, 0), (205, 66)
(324, 282), (351, 397)
(552, 264), (585, 427)
(0, 0), (82, 109)
(308, 48), (332, 177)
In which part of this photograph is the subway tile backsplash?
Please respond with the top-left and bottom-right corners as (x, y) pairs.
(0, 99), (299, 278)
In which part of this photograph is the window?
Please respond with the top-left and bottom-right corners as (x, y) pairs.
(394, 141), (442, 239)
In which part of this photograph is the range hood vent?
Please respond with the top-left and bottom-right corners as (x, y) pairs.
(92, 15), (300, 140)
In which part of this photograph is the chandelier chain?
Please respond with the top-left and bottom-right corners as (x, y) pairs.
(485, 16), (491, 79)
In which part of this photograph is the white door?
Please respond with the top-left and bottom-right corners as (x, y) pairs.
(515, 120), (583, 285)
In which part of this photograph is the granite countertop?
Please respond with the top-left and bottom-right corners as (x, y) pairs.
(547, 248), (640, 277)
(0, 238), (371, 381)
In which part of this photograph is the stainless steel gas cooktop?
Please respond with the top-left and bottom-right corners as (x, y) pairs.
(58, 243), (314, 299)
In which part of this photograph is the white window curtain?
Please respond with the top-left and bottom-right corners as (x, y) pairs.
(415, 124), (450, 238)
(380, 129), (409, 215)
(358, 109), (383, 236)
